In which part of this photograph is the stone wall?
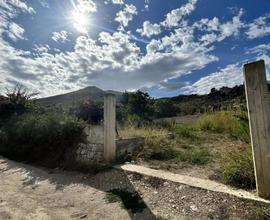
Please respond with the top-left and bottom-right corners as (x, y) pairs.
(66, 125), (145, 169)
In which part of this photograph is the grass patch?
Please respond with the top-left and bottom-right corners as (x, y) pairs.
(105, 189), (147, 213)
(220, 146), (255, 189)
(197, 111), (250, 143)
(142, 136), (177, 161)
(177, 147), (210, 165)
(118, 125), (168, 138)
(173, 123), (197, 139)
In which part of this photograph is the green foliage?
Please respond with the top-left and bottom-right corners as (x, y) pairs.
(173, 123), (197, 138)
(0, 85), (35, 124)
(74, 99), (103, 124)
(197, 111), (250, 143)
(154, 99), (178, 118)
(0, 109), (86, 166)
(142, 136), (177, 160)
(120, 90), (154, 121)
(220, 147), (255, 189)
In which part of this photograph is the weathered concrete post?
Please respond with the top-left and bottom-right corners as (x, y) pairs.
(243, 60), (270, 199)
(104, 93), (116, 163)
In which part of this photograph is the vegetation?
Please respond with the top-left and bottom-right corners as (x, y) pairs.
(220, 147), (255, 189)
(73, 99), (103, 124)
(197, 110), (250, 143)
(0, 86), (86, 167)
(119, 108), (255, 189)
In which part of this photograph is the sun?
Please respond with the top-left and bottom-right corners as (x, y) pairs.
(71, 10), (89, 33)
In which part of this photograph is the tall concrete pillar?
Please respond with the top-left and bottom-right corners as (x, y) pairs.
(104, 93), (116, 163)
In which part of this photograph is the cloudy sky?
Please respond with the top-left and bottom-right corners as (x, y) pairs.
(0, 0), (270, 98)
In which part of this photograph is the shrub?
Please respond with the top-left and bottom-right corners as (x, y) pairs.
(75, 99), (103, 124)
(220, 147), (255, 189)
(142, 136), (177, 160)
(0, 85), (35, 124)
(0, 110), (86, 167)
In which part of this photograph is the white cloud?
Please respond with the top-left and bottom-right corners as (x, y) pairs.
(38, 0), (49, 8)
(52, 31), (69, 43)
(188, 63), (243, 94)
(77, 0), (97, 13)
(115, 4), (137, 28)
(195, 9), (244, 45)
(136, 21), (161, 38)
(2, 0), (264, 98)
(162, 0), (197, 28)
(6, 22), (25, 41)
(111, 0), (124, 5)
(246, 15), (270, 39)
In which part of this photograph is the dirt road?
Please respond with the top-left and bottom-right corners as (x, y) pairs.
(0, 157), (154, 220)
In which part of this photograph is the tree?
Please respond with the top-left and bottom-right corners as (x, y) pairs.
(76, 99), (103, 124)
(154, 99), (178, 118)
(121, 90), (154, 120)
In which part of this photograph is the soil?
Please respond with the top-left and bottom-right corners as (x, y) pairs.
(1, 156), (270, 220)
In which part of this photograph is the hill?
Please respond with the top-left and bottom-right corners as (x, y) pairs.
(35, 86), (122, 108)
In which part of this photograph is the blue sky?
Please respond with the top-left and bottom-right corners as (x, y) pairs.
(0, 0), (270, 98)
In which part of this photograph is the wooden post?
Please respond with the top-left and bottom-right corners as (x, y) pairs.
(243, 60), (270, 199)
(104, 93), (116, 163)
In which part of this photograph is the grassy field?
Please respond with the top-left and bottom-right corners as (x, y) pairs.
(118, 110), (255, 189)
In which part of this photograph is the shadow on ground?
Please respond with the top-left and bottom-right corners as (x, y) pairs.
(0, 156), (157, 220)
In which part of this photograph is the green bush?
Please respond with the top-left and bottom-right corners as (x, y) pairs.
(220, 147), (255, 189)
(0, 110), (86, 166)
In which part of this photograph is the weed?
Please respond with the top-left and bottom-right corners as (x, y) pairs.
(197, 111), (250, 143)
(177, 147), (210, 165)
(220, 146), (255, 189)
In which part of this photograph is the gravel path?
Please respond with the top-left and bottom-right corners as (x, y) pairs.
(1, 156), (270, 220)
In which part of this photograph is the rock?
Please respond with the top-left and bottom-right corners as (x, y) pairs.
(163, 182), (169, 187)
(190, 205), (198, 212)
(71, 212), (87, 219)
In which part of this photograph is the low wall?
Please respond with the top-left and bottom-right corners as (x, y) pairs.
(65, 125), (145, 169)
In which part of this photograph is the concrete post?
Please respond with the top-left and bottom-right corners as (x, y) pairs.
(104, 93), (116, 163)
(243, 60), (270, 199)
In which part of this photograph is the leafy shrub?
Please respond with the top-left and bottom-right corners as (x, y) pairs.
(0, 85), (35, 124)
(0, 110), (86, 167)
(220, 147), (255, 189)
(75, 99), (103, 124)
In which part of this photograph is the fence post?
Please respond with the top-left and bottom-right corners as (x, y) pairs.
(243, 60), (270, 199)
(104, 93), (116, 163)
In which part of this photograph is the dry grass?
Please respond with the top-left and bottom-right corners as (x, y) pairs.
(118, 125), (168, 138)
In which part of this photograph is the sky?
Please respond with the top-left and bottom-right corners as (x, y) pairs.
(0, 0), (270, 98)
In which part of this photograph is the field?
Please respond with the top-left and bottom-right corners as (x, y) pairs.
(119, 110), (255, 190)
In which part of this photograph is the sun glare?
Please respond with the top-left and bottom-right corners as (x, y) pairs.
(71, 10), (89, 33)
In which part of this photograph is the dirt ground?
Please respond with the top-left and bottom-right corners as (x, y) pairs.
(0, 156), (270, 220)
(0, 156), (153, 220)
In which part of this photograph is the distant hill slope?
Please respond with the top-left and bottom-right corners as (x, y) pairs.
(35, 86), (122, 108)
